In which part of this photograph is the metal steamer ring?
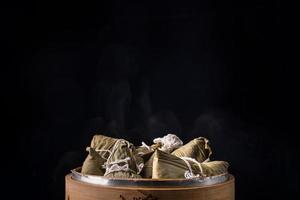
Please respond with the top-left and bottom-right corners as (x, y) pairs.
(71, 167), (230, 187)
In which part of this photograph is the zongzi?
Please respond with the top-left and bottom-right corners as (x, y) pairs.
(104, 139), (141, 178)
(171, 137), (212, 163)
(81, 147), (105, 175)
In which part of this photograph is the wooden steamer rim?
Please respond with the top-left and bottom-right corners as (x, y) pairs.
(71, 167), (231, 188)
(66, 174), (235, 200)
(67, 169), (235, 200)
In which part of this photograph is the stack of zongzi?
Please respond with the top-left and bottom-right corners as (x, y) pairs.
(81, 134), (229, 179)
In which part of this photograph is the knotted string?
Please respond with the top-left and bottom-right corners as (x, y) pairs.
(95, 139), (141, 176)
(141, 141), (152, 151)
(95, 149), (112, 160)
(136, 142), (152, 156)
(104, 157), (136, 176)
(180, 156), (204, 179)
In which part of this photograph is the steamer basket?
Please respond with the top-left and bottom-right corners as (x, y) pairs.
(66, 167), (235, 200)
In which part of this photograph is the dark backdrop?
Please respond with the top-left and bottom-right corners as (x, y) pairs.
(2, 0), (297, 200)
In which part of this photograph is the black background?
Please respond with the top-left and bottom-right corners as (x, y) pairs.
(2, 0), (298, 200)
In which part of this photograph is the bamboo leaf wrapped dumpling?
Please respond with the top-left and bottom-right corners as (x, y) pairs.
(171, 137), (212, 163)
(81, 147), (105, 175)
(140, 151), (155, 178)
(81, 134), (120, 175)
(90, 134), (120, 161)
(80, 134), (120, 175)
(142, 150), (229, 179)
(201, 161), (229, 176)
(142, 150), (202, 179)
(104, 139), (142, 178)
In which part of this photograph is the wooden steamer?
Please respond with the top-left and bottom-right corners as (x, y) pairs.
(65, 168), (235, 200)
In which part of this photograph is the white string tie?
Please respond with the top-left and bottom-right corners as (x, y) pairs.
(141, 142), (152, 151)
(181, 156), (204, 179)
